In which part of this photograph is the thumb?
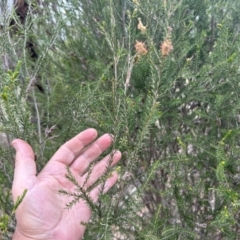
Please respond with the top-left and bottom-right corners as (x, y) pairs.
(11, 139), (37, 201)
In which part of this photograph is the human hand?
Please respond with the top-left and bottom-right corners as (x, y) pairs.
(11, 129), (121, 240)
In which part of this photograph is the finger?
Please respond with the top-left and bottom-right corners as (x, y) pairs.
(81, 150), (121, 188)
(11, 139), (37, 201)
(70, 133), (113, 175)
(89, 172), (119, 202)
(50, 128), (98, 165)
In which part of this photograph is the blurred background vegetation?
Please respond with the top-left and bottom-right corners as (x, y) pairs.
(1, 0), (240, 239)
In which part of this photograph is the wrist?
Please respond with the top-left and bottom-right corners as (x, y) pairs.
(13, 229), (32, 240)
(13, 226), (54, 240)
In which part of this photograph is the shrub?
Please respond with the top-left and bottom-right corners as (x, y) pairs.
(1, 0), (240, 239)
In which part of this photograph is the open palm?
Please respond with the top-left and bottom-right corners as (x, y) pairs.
(12, 129), (121, 240)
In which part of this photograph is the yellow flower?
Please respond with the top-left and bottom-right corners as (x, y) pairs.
(135, 41), (148, 55)
(137, 18), (146, 34)
(161, 39), (173, 56)
(133, 0), (140, 5)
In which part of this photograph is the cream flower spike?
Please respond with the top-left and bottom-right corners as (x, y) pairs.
(137, 18), (146, 34)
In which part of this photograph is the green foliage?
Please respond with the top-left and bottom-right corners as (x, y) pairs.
(1, 0), (240, 239)
(12, 189), (27, 215)
(0, 214), (9, 234)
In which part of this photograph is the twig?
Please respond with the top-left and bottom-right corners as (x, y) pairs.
(32, 89), (43, 157)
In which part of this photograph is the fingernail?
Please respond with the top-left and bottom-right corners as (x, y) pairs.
(11, 140), (19, 151)
(108, 134), (115, 141)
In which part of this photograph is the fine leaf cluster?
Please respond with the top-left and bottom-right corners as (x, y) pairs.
(1, 0), (240, 239)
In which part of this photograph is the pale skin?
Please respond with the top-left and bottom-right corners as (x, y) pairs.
(11, 128), (121, 240)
